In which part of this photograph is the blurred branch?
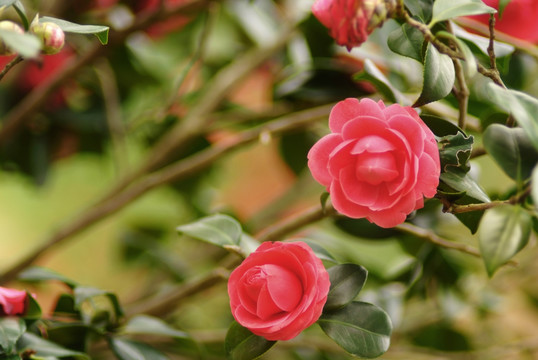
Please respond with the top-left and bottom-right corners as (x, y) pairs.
(0, 104), (332, 284)
(0, 0), (217, 145)
(256, 202), (336, 243)
(396, 222), (518, 267)
(0, 56), (23, 82)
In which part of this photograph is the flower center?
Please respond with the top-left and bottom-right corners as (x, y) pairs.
(355, 151), (399, 185)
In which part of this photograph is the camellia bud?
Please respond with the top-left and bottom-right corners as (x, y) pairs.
(30, 22), (65, 55)
(0, 21), (25, 56)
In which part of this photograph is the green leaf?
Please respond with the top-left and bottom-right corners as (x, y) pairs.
(435, 31), (477, 77)
(122, 315), (189, 339)
(177, 214), (242, 248)
(0, 29), (41, 58)
(295, 239), (338, 263)
(487, 84), (538, 152)
(404, 0), (434, 22)
(430, 0), (496, 26)
(478, 205), (532, 276)
(225, 321), (276, 360)
(324, 264), (368, 311)
(0, 318), (26, 354)
(109, 338), (168, 360)
(13, 1), (28, 30)
(353, 59), (406, 104)
(319, 301), (392, 359)
(0, 0), (17, 7)
(17, 333), (90, 359)
(438, 132), (473, 173)
(413, 43), (455, 107)
(483, 124), (538, 181)
(25, 291), (42, 319)
(74, 286), (123, 326)
(421, 114), (463, 137)
(498, 0), (511, 17)
(440, 171), (490, 204)
(18, 266), (79, 289)
(387, 24), (424, 63)
(39, 16), (109, 45)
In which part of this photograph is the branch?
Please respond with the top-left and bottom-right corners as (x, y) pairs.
(0, 104), (332, 284)
(0, 56), (23, 82)
(256, 202), (336, 243)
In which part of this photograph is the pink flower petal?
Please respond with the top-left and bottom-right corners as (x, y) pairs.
(330, 180), (371, 218)
(264, 264), (303, 312)
(339, 166), (380, 206)
(308, 134), (343, 187)
(328, 98), (362, 133)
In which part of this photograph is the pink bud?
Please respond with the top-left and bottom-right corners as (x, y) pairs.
(0, 21), (25, 56)
(30, 22), (65, 55)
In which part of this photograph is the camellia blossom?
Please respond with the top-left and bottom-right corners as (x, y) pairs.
(0, 286), (27, 316)
(308, 98), (440, 228)
(464, 0), (538, 43)
(228, 241), (330, 341)
(311, 0), (396, 50)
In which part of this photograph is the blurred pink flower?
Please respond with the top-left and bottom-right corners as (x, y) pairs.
(308, 98), (440, 228)
(0, 286), (27, 316)
(312, 0), (394, 50)
(228, 241), (330, 341)
(464, 0), (538, 43)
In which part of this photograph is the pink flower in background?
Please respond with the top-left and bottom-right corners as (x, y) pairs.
(311, 0), (395, 50)
(464, 0), (538, 43)
(0, 286), (27, 316)
(308, 98), (440, 228)
(228, 241), (330, 341)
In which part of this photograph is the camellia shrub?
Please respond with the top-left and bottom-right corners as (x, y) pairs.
(1, 0), (538, 359)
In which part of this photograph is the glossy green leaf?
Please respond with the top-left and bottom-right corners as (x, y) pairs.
(353, 59), (406, 104)
(487, 84), (538, 152)
(0, 29), (41, 58)
(294, 238), (338, 263)
(18, 266), (78, 288)
(123, 315), (189, 339)
(109, 338), (168, 360)
(430, 0), (496, 26)
(483, 124), (538, 181)
(177, 214), (242, 248)
(324, 264), (368, 311)
(404, 0), (434, 22)
(225, 321), (276, 360)
(0, 318), (25, 354)
(39, 16), (109, 45)
(438, 132), (473, 173)
(440, 171), (490, 204)
(18, 333), (90, 359)
(479, 205), (532, 276)
(46, 324), (91, 352)
(414, 43), (455, 107)
(319, 301), (392, 358)
(421, 114), (463, 137)
(387, 24), (424, 63)
(436, 31), (477, 77)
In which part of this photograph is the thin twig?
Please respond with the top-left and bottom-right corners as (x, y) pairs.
(396, 222), (517, 267)
(0, 56), (23, 82)
(0, 104), (332, 285)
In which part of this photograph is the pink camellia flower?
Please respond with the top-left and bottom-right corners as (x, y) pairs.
(228, 241), (330, 341)
(311, 0), (395, 50)
(463, 0), (538, 43)
(0, 286), (27, 316)
(308, 98), (440, 228)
